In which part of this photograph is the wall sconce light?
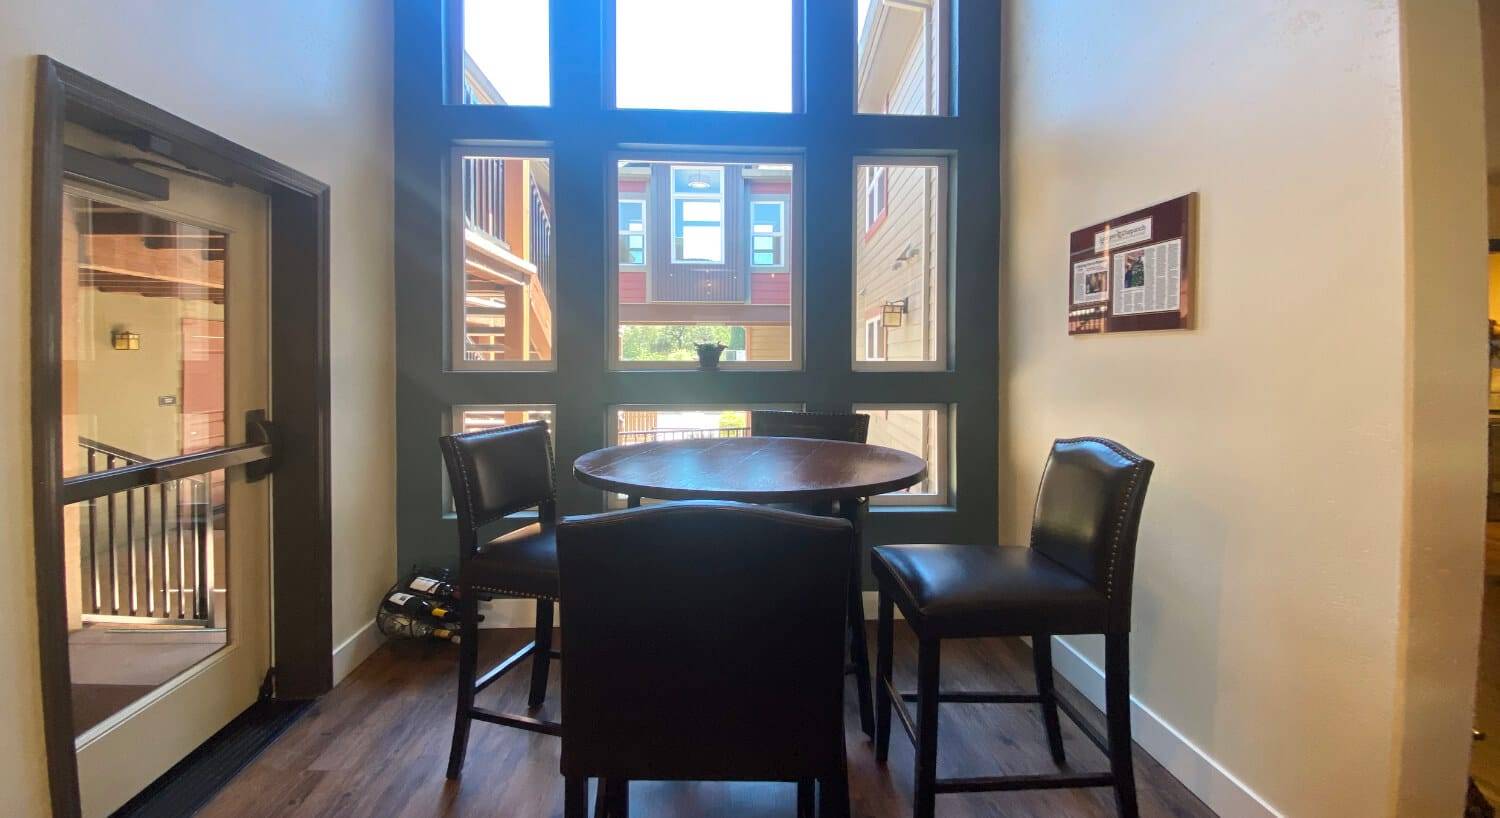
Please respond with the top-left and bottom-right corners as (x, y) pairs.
(111, 329), (141, 351)
(882, 299), (907, 328)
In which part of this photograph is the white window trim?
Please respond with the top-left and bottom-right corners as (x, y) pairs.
(619, 197), (648, 268)
(863, 316), (886, 361)
(855, 403), (951, 507)
(670, 164), (726, 264)
(852, 155), (949, 373)
(864, 165), (887, 233)
(449, 145), (557, 372)
(609, 151), (804, 372)
(749, 198), (787, 269)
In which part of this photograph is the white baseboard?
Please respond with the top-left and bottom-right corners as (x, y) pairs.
(331, 618), (385, 685)
(1048, 636), (1283, 818)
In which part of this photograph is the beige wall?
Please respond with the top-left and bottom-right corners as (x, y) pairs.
(0, 2), (395, 813)
(1003, 1), (1485, 816)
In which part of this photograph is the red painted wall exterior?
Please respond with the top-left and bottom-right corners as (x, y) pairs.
(751, 272), (790, 305)
(620, 270), (647, 303)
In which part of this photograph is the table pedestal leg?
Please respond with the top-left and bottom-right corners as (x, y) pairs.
(841, 499), (875, 739)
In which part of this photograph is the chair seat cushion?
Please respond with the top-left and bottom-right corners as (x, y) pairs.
(467, 522), (558, 600)
(871, 544), (1107, 637)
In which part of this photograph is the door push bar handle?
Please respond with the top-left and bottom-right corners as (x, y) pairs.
(245, 408), (279, 483)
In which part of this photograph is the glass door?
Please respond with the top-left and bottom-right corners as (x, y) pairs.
(59, 127), (274, 817)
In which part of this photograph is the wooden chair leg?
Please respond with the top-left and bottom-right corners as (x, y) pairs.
(605, 779), (629, 818)
(445, 592), (480, 780)
(913, 638), (941, 818)
(797, 780), (815, 818)
(1106, 633), (1139, 818)
(528, 598), (554, 710)
(874, 588), (895, 762)
(564, 776), (588, 818)
(1032, 633), (1066, 765)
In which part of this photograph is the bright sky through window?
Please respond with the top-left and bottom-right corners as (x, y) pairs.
(616, 0), (793, 112)
(464, 0), (550, 105)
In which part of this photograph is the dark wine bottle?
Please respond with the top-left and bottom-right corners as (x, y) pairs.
(382, 592), (460, 623)
(432, 628), (461, 644)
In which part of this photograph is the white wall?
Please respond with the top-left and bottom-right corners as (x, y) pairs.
(1003, 2), (1486, 816)
(0, 2), (395, 813)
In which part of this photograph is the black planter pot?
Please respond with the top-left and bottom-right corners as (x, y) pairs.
(695, 344), (726, 370)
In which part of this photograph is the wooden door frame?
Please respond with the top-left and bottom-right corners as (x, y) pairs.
(30, 56), (333, 818)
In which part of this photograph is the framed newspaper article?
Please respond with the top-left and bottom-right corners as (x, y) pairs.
(1068, 194), (1196, 334)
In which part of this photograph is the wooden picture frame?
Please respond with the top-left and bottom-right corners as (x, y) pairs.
(1068, 193), (1197, 335)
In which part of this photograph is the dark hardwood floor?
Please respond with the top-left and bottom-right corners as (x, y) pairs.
(201, 627), (1215, 817)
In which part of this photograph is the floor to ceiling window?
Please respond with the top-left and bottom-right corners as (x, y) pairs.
(396, 0), (999, 572)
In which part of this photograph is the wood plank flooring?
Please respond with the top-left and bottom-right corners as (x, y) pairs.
(202, 627), (1215, 818)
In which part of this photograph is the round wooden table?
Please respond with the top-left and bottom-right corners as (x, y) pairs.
(573, 435), (927, 739)
(571, 435), (928, 506)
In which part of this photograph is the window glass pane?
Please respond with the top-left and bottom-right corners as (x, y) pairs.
(856, 0), (947, 116)
(618, 158), (797, 366)
(857, 406), (947, 502)
(855, 160), (944, 366)
(673, 167), (724, 195)
(615, 407), (751, 445)
(608, 407), (752, 505)
(680, 201), (723, 223)
(457, 405), (553, 433)
(456, 152), (554, 366)
(461, 0), (550, 106)
(617, 0), (793, 112)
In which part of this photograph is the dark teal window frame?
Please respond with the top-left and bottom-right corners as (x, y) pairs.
(396, 0), (1001, 581)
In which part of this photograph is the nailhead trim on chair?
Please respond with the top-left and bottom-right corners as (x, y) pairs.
(450, 420), (556, 535)
(1034, 437), (1147, 601)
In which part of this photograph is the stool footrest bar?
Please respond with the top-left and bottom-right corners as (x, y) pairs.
(1054, 693), (1111, 755)
(469, 706), (562, 737)
(475, 640), (536, 693)
(898, 691), (1042, 704)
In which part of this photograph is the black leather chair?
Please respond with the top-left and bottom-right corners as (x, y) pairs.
(749, 409), (870, 444)
(749, 409), (878, 739)
(871, 437), (1154, 818)
(558, 501), (854, 818)
(438, 420), (562, 780)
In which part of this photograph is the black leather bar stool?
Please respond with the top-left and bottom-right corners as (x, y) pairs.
(750, 408), (870, 445)
(749, 409), (878, 739)
(871, 437), (1154, 818)
(438, 420), (562, 780)
(558, 502), (854, 818)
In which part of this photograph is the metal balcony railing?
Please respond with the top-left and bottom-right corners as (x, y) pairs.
(617, 427), (749, 444)
(76, 439), (217, 626)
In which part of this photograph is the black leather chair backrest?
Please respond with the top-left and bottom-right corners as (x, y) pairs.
(558, 501), (853, 782)
(1030, 437), (1153, 624)
(750, 409), (870, 443)
(439, 421), (557, 552)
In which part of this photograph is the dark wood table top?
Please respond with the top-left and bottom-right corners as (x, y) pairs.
(572, 436), (928, 504)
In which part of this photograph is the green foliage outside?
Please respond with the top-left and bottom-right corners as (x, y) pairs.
(619, 324), (736, 361)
